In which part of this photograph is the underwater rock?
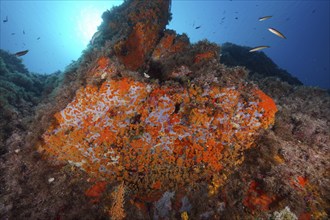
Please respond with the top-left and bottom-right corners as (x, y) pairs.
(34, 0), (277, 218)
(0, 50), (29, 74)
(0, 50), (53, 155)
(219, 79), (330, 219)
(1, 0), (329, 219)
(38, 77), (276, 192)
(221, 42), (303, 86)
(39, 0), (276, 184)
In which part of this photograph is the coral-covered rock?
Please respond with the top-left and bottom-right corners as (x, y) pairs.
(152, 30), (190, 61)
(39, 75), (277, 195)
(112, 0), (171, 71)
(33, 0), (278, 218)
(4, 0), (328, 219)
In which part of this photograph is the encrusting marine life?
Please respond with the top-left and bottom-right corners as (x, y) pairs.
(1, 0), (328, 219)
(143, 72), (150, 78)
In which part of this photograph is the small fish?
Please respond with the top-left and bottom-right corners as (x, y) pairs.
(11, 33), (15, 35)
(143, 72), (150, 78)
(37, 37), (40, 40)
(268, 27), (287, 39)
(249, 46), (270, 52)
(91, 30), (102, 45)
(14, 49), (29, 57)
(195, 26), (201, 29)
(23, 30), (25, 35)
(235, 17), (238, 20)
(3, 16), (8, 22)
(259, 16), (272, 21)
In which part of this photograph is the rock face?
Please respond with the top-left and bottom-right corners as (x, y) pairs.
(221, 42), (303, 86)
(0, 50), (47, 155)
(0, 0), (329, 219)
(39, 77), (276, 192)
(38, 0), (277, 200)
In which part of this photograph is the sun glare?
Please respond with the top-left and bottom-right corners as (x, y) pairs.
(77, 6), (103, 46)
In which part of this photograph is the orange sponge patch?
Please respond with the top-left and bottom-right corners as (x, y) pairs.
(39, 77), (277, 192)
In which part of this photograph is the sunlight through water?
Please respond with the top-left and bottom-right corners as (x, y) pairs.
(77, 6), (103, 46)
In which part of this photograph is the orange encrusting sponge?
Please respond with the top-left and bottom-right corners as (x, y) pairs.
(39, 77), (277, 191)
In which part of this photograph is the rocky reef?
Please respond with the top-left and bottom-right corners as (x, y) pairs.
(220, 42), (303, 86)
(0, 0), (329, 219)
(0, 50), (62, 155)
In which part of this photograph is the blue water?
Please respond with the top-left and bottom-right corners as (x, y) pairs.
(0, 0), (329, 89)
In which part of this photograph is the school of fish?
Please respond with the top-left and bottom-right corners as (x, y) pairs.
(3, 10), (287, 58)
(250, 15), (287, 52)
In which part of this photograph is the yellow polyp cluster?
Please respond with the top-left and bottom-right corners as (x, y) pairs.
(39, 77), (277, 194)
(181, 211), (189, 220)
